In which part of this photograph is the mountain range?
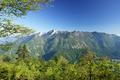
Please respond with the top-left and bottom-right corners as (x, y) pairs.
(1, 30), (120, 62)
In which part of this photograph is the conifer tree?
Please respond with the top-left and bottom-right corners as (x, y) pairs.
(16, 44), (31, 62)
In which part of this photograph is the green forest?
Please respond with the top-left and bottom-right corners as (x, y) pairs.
(0, 45), (120, 80)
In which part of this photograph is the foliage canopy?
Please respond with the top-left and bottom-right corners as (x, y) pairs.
(0, 49), (120, 80)
(0, 0), (50, 17)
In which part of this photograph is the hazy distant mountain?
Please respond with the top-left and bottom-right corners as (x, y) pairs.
(1, 30), (120, 62)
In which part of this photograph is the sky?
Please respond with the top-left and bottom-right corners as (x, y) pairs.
(15, 0), (120, 35)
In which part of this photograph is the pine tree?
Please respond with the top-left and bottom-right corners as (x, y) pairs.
(16, 44), (31, 62)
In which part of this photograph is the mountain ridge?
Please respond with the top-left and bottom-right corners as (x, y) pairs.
(1, 30), (120, 62)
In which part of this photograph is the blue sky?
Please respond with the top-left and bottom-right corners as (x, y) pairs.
(15, 0), (120, 35)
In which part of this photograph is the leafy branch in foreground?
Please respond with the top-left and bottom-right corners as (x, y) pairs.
(0, 20), (34, 37)
(0, 0), (51, 17)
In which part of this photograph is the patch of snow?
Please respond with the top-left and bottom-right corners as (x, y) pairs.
(48, 29), (58, 35)
(51, 29), (58, 35)
(38, 32), (44, 36)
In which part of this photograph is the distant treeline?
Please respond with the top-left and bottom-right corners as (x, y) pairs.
(0, 45), (120, 80)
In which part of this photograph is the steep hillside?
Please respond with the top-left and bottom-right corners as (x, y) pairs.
(2, 30), (120, 61)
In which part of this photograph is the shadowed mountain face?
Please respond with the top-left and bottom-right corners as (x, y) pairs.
(1, 30), (120, 62)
